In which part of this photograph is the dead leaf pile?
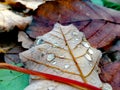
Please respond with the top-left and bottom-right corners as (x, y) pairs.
(0, 0), (120, 90)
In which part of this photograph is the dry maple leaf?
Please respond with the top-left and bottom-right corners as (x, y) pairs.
(26, 0), (120, 48)
(20, 23), (112, 90)
(0, 3), (32, 32)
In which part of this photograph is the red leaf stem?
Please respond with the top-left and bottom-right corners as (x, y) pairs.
(0, 63), (101, 90)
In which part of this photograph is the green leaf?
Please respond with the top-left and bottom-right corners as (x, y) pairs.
(102, 0), (120, 11)
(0, 69), (29, 90)
(91, 0), (104, 6)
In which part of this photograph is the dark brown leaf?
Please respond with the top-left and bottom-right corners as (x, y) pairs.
(99, 61), (120, 90)
(110, 40), (120, 51)
(26, 0), (120, 48)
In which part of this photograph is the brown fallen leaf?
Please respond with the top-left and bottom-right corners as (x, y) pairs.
(110, 40), (120, 51)
(100, 39), (120, 62)
(20, 23), (112, 90)
(0, 3), (32, 32)
(99, 60), (120, 90)
(26, 0), (120, 48)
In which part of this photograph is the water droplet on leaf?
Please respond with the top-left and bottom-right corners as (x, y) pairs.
(64, 64), (70, 69)
(52, 61), (57, 65)
(72, 31), (78, 36)
(36, 38), (44, 45)
(82, 42), (90, 48)
(88, 49), (94, 54)
(47, 54), (55, 61)
(85, 54), (92, 61)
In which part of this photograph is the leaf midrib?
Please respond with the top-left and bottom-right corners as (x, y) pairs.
(60, 27), (86, 83)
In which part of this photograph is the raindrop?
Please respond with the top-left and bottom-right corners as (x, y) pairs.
(47, 54), (55, 61)
(72, 31), (78, 36)
(52, 61), (57, 65)
(72, 38), (79, 43)
(36, 39), (44, 45)
(60, 55), (65, 58)
(89, 63), (93, 67)
(85, 54), (92, 61)
(64, 64), (70, 69)
(88, 49), (94, 54)
(75, 38), (79, 41)
(82, 42), (90, 48)
(53, 42), (59, 47)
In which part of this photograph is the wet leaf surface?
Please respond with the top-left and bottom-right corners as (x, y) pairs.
(26, 0), (120, 48)
(0, 0), (120, 90)
(20, 23), (111, 90)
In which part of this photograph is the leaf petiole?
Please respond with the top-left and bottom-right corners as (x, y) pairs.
(0, 63), (101, 90)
